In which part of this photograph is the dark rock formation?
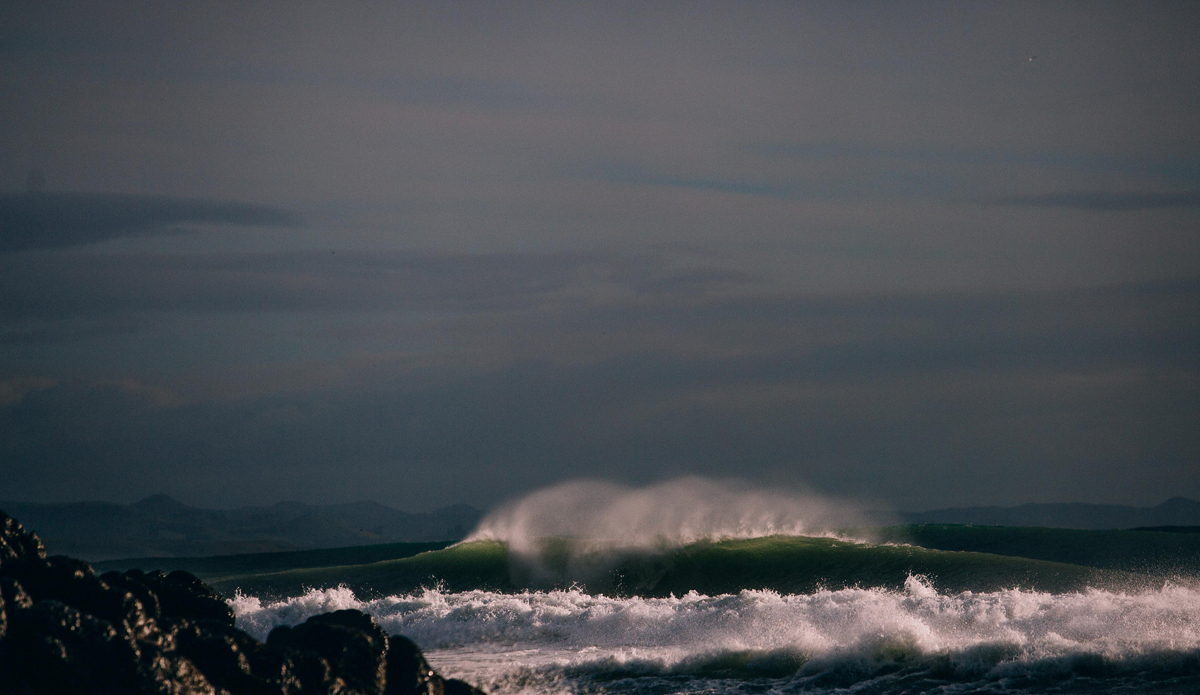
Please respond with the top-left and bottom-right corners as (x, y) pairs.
(0, 509), (485, 695)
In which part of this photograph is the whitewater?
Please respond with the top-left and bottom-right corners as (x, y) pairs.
(232, 579), (1200, 695)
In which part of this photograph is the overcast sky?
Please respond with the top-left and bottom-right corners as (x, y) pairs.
(1, 1), (1197, 512)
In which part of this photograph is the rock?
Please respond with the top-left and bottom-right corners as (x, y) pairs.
(384, 634), (442, 695)
(268, 609), (389, 695)
(444, 679), (486, 695)
(124, 569), (236, 625)
(138, 648), (221, 695)
(0, 513), (46, 570)
(174, 618), (307, 694)
(5, 599), (145, 694)
(0, 509), (482, 695)
(2, 577), (34, 610)
(384, 635), (484, 695)
(101, 570), (163, 618)
(22, 556), (149, 636)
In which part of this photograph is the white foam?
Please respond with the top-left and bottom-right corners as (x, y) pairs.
(231, 579), (1200, 693)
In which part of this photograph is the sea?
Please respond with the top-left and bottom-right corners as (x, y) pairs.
(231, 578), (1200, 695)
(228, 481), (1200, 694)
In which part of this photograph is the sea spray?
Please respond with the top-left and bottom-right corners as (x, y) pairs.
(466, 477), (884, 589)
(232, 581), (1200, 695)
(468, 478), (877, 549)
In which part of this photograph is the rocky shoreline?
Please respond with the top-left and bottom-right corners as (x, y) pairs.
(0, 510), (484, 695)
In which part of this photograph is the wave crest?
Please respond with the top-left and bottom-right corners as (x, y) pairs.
(467, 478), (874, 550)
(463, 478), (881, 588)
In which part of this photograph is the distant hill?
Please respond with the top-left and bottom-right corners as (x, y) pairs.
(0, 494), (484, 561)
(92, 540), (458, 581)
(900, 497), (1200, 529)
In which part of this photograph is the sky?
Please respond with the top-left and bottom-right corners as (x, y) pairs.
(1, 1), (1197, 512)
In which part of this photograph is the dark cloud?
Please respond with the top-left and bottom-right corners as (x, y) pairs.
(1, 281), (1195, 509)
(995, 191), (1200, 211)
(629, 268), (758, 296)
(747, 143), (1200, 184)
(0, 248), (750, 320)
(590, 162), (794, 199)
(366, 76), (556, 111)
(0, 2), (1197, 511)
(0, 318), (147, 345)
(0, 193), (300, 254)
(513, 281), (1200, 383)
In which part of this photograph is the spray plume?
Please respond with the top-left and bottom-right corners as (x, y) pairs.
(466, 477), (883, 588)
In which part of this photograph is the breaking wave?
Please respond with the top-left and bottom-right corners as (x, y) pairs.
(467, 478), (877, 551)
(231, 579), (1200, 694)
(462, 478), (886, 591)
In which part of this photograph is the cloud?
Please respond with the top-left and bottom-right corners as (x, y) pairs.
(0, 193), (301, 254)
(629, 268), (757, 296)
(995, 191), (1200, 211)
(747, 143), (1200, 184)
(0, 318), (147, 346)
(365, 76), (557, 111)
(1, 280), (1197, 509)
(585, 158), (976, 203)
(0, 248), (753, 320)
(591, 162), (794, 198)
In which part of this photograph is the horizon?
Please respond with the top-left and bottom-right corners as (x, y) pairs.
(2, 2), (1197, 512)
(4, 487), (1198, 516)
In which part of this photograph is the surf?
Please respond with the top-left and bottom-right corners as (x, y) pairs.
(205, 479), (1200, 693)
(231, 580), (1200, 695)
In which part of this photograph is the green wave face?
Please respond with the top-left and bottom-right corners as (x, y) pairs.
(214, 535), (1137, 600)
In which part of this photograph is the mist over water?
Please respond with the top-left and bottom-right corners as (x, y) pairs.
(468, 477), (878, 549)
(465, 478), (881, 590)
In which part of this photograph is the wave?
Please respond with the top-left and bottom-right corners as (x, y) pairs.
(468, 478), (880, 550)
(231, 579), (1200, 694)
(212, 535), (1142, 599)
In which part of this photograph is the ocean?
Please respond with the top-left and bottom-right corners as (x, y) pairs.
(229, 563), (1200, 695)
(226, 549), (1200, 695)
(221, 482), (1200, 694)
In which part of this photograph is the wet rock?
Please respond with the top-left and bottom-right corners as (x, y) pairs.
(126, 569), (236, 625)
(385, 634), (443, 695)
(21, 556), (149, 636)
(268, 609), (389, 695)
(101, 570), (163, 618)
(0, 509), (483, 695)
(138, 647), (221, 695)
(0, 513), (46, 570)
(443, 679), (486, 695)
(100, 570), (168, 644)
(5, 599), (144, 694)
(175, 618), (306, 694)
(1, 577), (34, 610)
(384, 635), (483, 695)
(382, 635), (487, 695)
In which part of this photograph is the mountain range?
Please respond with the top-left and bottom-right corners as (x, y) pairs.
(0, 494), (484, 561)
(898, 496), (1200, 530)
